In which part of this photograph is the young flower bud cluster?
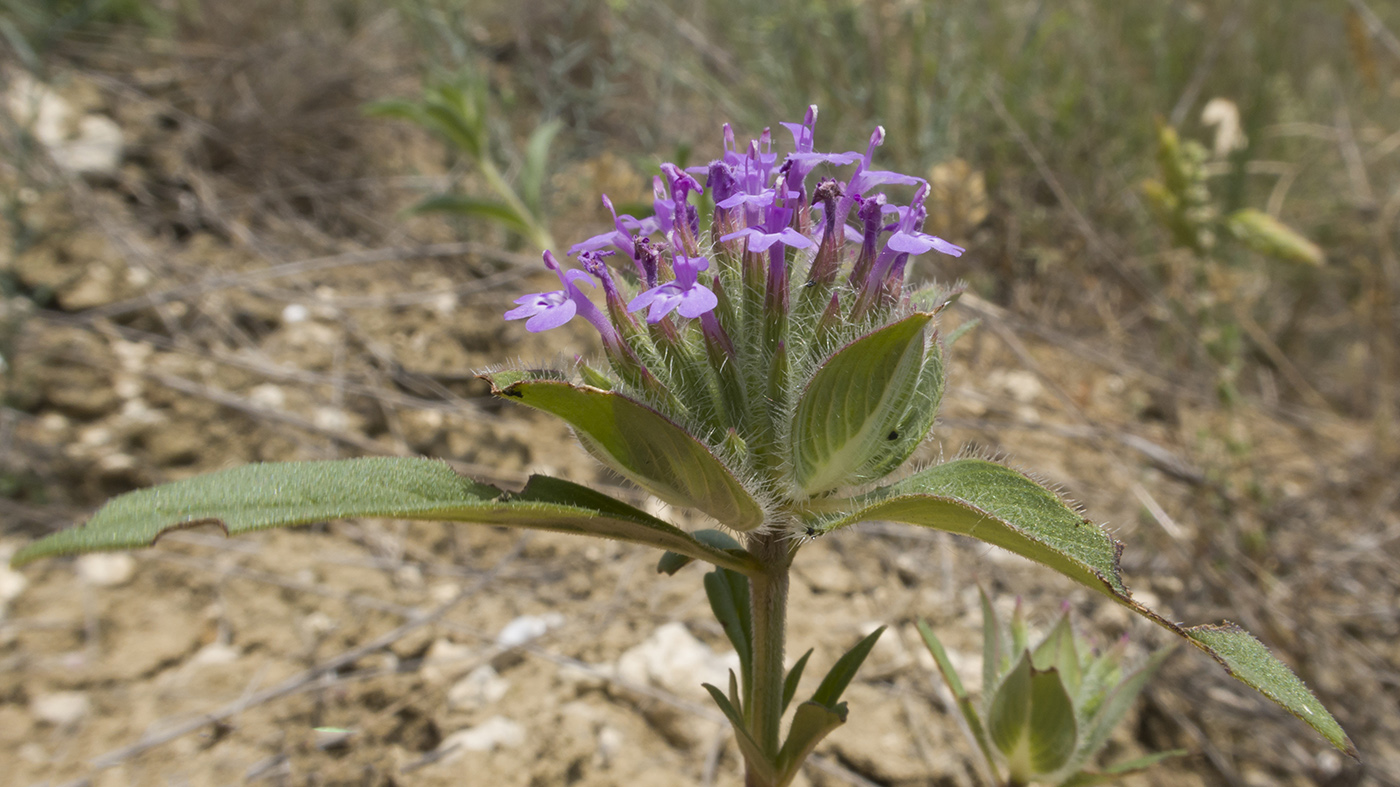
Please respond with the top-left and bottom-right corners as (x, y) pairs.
(500, 106), (965, 528)
(919, 596), (1179, 786)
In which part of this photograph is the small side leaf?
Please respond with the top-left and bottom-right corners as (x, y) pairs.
(813, 458), (1355, 757)
(774, 701), (848, 786)
(782, 649), (814, 715)
(811, 626), (885, 708)
(1028, 667), (1078, 775)
(12, 459), (759, 576)
(1068, 645), (1176, 777)
(705, 567), (754, 700)
(703, 683), (774, 783)
(482, 376), (767, 531)
(657, 529), (742, 575)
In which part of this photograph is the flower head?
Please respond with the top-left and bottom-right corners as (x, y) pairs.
(628, 249), (718, 322)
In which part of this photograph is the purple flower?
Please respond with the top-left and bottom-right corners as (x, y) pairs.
(569, 195), (658, 278)
(504, 271), (591, 332)
(719, 204), (815, 253)
(505, 252), (621, 345)
(628, 253), (718, 322)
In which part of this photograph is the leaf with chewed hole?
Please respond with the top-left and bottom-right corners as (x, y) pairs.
(810, 458), (1355, 757)
(11, 458), (759, 576)
(791, 313), (933, 495)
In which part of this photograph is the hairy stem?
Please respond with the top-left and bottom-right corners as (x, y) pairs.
(747, 529), (792, 783)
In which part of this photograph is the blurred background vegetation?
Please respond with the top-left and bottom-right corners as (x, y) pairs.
(5, 0), (1397, 425)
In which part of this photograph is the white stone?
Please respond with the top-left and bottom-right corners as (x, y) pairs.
(614, 621), (739, 699)
(422, 638), (476, 683)
(76, 553), (136, 587)
(280, 304), (309, 324)
(247, 384), (286, 410)
(189, 641), (240, 666)
(52, 114), (124, 177)
(496, 612), (564, 648)
(446, 664), (510, 710)
(0, 547), (27, 605)
(31, 691), (91, 726)
(436, 716), (525, 761)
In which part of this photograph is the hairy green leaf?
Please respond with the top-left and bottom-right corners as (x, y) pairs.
(811, 626), (885, 708)
(791, 313), (934, 495)
(11, 459), (759, 575)
(483, 376), (767, 531)
(774, 700), (847, 786)
(812, 458), (1355, 756)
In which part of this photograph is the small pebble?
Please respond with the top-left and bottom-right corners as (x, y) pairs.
(76, 553), (136, 587)
(436, 716), (525, 761)
(31, 691), (91, 727)
(496, 612), (564, 648)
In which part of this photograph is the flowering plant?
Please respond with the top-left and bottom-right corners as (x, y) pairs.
(11, 107), (1352, 785)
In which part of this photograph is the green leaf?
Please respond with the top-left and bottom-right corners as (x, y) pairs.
(980, 588), (1003, 711)
(1032, 611), (1081, 694)
(989, 651), (1033, 763)
(520, 119), (562, 216)
(774, 701), (847, 786)
(791, 314), (934, 495)
(812, 458), (1355, 757)
(1185, 624), (1353, 756)
(704, 567), (754, 697)
(1028, 667), (1078, 775)
(782, 649), (814, 715)
(1226, 208), (1324, 267)
(482, 376), (767, 531)
(11, 459), (759, 576)
(917, 620), (999, 779)
(410, 195), (534, 237)
(703, 683), (775, 783)
(811, 626), (885, 708)
(657, 529), (742, 575)
(1068, 645), (1175, 777)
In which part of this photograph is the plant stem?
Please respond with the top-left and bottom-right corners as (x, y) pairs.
(747, 529), (792, 784)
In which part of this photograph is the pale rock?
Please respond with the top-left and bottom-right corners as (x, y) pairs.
(422, 638), (477, 683)
(248, 384), (286, 410)
(496, 612), (564, 648)
(428, 581), (460, 605)
(0, 546), (27, 607)
(436, 716), (525, 762)
(615, 621), (739, 699)
(18, 742), (47, 764)
(986, 368), (1043, 404)
(298, 610), (337, 644)
(312, 407), (349, 432)
(76, 553), (136, 587)
(189, 641), (240, 667)
(596, 724), (624, 766)
(31, 691), (91, 727)
(280, 304), (310, 324)
(446, 664), (510, 710)
(51, 114), (123, 177)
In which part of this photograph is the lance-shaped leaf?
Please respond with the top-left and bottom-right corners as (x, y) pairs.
(483, 375), (767, 531)
(807, 458), (1355, 757)
(11, 458), (759, 575)
(791, 313), (934, 495)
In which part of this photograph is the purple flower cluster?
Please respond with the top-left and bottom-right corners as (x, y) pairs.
(505, 106), (964, 349)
